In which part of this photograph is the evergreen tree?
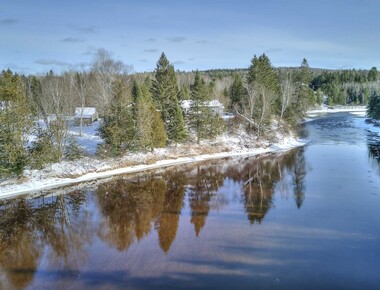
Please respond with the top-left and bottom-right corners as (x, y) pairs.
(367, 95), (380, 119)
(29, 126), (60, 169)
(65, 136), (84, 161)
(294, 58), (314, 116)
(189, 72), (224, 144)
(246, 54), (280, 136)
(0, 70), (31, 177)
(98, 79), (135, 156)
(229, 73), (246, 111)
(151, 52), (187, 143)
(135, 81), (167, 150)
(368, 67), (378, 82)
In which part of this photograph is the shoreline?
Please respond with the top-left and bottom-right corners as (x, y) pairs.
(0, 106), (368, 200)
(0, 137), (305, 200)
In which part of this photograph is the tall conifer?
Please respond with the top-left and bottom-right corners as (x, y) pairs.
(151, 53), (187, 143)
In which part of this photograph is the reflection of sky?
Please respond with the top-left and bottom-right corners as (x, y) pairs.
(2, 0), (380, 74)
(3, 112), (380, 288)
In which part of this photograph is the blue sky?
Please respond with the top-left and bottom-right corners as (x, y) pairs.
(1, 0), (380, 74)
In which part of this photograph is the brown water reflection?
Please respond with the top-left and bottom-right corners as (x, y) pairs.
(0, 149), (306, 289)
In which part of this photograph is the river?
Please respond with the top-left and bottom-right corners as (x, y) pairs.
(1, 111), (380, 290)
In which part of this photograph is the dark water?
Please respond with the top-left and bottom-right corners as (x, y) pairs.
(1, 112), (380, 290)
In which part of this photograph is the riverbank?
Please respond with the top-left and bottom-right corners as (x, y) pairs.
(0, 131), (305, 199)
(0, 105), (369, 200)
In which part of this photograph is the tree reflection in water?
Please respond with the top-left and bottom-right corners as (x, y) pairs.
(0, 191), (90, 289)
(0, 148), (307, 288)
(188, 166), (224, 236)
(224, 149), (307, 223)
(367, 132), (380, 175)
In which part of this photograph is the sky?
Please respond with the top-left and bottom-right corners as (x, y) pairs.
(1, 0), (380, 75)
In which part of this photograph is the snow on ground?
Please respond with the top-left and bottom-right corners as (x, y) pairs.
(0, 127), (306, 199)
(68, 120), (103, 155)
(2, 106), (372, 200)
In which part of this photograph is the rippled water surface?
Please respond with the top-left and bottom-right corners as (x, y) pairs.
(1, 112), (380, 290)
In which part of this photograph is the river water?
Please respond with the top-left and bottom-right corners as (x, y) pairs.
(1, 112), (380, 290)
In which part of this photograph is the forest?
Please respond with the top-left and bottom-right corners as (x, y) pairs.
(1, 49), (379, 178)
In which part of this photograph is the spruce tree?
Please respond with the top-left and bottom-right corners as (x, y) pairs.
(98, 79), (135, 156)
(135, 81), (167, 150)
(229, 73), (246, 111)
(151, 52), (187, 143)
(189, 71), (224, 144)
(0, 70), (31, 177)
(246, 54), (280, 136)
(294, 58), (315, 116)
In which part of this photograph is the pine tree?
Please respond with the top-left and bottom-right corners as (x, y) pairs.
(98, 79), (135, 156)
(151, 52), (187, 143)
(0, 70), (32, 177)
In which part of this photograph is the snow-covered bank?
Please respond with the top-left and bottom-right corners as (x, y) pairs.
(0, 135), (306, 200)
(304, 105), (367, 122)
(307, 105), (367, 116)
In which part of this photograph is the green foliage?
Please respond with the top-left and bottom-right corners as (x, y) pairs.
(65, 136), (84, 161)
(367, 95), (380, 119)
(368, 67), (378, 82)
(29, 127), (60, 169)
(151, 52), (187, 143)
(323, 81), (345, 105)
(135, 81), (167, 150)
(229, 73), (246, 111)
(294, 58), (315, 115)
(311, 68), (380, 105)
(0, 70), (31, 177)
(246, 54), (280, 135)
(98, 80), (135, 156)
(188, 72), (224, 144)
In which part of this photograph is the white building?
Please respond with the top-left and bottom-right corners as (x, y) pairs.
(74, 107), (98, 125)
(180, 99), (225, 116)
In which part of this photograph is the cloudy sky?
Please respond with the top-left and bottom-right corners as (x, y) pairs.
(1, 0), (380, 74)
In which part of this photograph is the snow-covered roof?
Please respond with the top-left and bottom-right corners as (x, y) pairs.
(180, 99), (224, 109)
(180, 100), (193, 109)
(75, 107), (97, 118)
(205, 100), (224, 108)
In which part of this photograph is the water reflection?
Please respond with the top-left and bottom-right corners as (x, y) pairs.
(367, 131), (380, 175)
(0, 148), (307, 289)
(0, 192), (91, 289)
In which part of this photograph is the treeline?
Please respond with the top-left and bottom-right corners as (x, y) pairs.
(311, 67), (380, 105)
(2, 48), (378, 178)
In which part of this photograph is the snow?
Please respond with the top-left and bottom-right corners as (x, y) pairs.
(68, 120), (102, 155)
(74, 107), (97, 118)
(0, 128), (306, 199)
(6, 105), (372, 199)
